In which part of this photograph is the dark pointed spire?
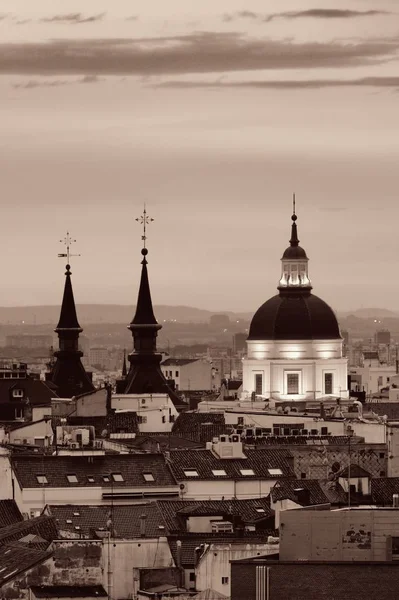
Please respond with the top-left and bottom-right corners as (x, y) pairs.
(55, 265), (82, 332)
(122, 349), (127, 378)
(289, 193), (299, 248)
(130, 249), (158, 327)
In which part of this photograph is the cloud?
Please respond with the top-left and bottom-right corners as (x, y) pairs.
(40, 12), (106, 25)
(224, 9), (390, 22)
(0, 32), (398, 76)
(153, 76), (399, 90)
(12, 75), (104, 89)
(125, 15), (139, 21)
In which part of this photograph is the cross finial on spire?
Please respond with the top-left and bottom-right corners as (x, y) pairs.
(58, 232), (81, 270)
(135, 204), (154, 250)
(293, 193), (296, 216)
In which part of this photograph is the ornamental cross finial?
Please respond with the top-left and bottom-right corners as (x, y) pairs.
(135, 204), (154, 248)
(293, 192), (296, 216)
(58, 232), (81, 267)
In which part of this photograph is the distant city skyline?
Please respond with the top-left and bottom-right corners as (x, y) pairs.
(1, 0), (398, 311)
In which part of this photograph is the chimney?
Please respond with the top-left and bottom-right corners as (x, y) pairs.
(393, 494), (399, 508)
(176, 540), (182, 569)
(294, 488), (311, 506)
(320, 402), (325, 420)
(139, 514), (147, 537)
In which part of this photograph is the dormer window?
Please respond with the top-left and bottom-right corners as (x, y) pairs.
(12, 389), (24, 398)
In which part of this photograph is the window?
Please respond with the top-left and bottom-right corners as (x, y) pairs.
(212, 469), (227, 476)
(189, 572), (195, 582)
(254, 374), (263, 395)
(287, 373), (299, 394)
(324, 373), (333, 395)
(66, 474), (78, 483)
(137, 416), (148, 424)
(36, 475), (48, 484)
(238, 417), (244, 426)
(87, 476), (95, 483)
(184, 469), (199, 477)
(175, 371), (179, 378)
(301, 472), (306, 479)
(103, 476), (110, 483)
(240, 469), (255, 476)
(380, 453), (385, 459)
(268, 468), (283, 476)
(222, 577), (229, 585)
(14, 407), (24, 420)
(392, 537), (399, 560)
(380, 471), (386, 477)
(143, 472), (155, 482)
(255, 507), (265, 513)
(141, 398), (146, 404)
(12, 389), (24, 398)
(112, 473), (124, 482)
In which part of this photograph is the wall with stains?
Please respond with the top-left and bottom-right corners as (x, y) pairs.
(0, 541), (103, 600)
(280, 508), (399, 561)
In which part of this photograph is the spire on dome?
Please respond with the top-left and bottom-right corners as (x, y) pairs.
(279, 198), (311, 291)
(289, 193), (300, 248)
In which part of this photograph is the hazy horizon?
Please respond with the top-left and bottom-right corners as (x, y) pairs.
(2, 0), (399, 312)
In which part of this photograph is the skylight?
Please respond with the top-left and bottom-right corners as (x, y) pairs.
(143, 472), (155, 482)
(87, 476), (95, 483)
(36, 475), (48, 484)
(255, 508), (265, 513)
(184, 469), (199, 477)
(103, 476), (110, 483)
(112, 473), (124, 482)
(240, 469), (255, 476)
(268, 468), (283, 476)
(66, 474), (78, 483)
(212, 469), (227, 476)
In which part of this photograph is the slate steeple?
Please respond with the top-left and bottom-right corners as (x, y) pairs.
(46, 249), (94, 398)
(117, 212), (182, 407)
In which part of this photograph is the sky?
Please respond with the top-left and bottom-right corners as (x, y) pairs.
(1, 0), (399, 313)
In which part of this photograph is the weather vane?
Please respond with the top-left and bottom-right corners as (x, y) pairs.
(58, 232), (81, 265)
(135, 204), (154, 248)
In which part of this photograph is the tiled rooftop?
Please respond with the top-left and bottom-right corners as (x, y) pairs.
(52, 412), (139, 437)
(11, 454), (177, 488)
(48, 503), (169, 538)
(0, 500), (23, 529)
(172, 412), (233, 442)
(371, 477), (399, 505)
(157, 497), (273, 533)
(162, 359), (198, 366)
(0, 515), (58, 547)
(271, 479), (330, 506)
(0, 542), (52, 587)
(167, 447), (295, 481)
(168, 533), (277, 567)
(31, 586), (107, 598)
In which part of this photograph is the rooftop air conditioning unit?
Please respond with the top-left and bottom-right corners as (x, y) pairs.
(69, 442), (79, 450)
(230, 434), (240, 443)
(94, 440), (103, 449)
(219, 435), (228, 442)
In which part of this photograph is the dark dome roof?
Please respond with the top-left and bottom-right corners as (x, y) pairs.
(248, 292), (341, 341)
(282, 245), (308, 260)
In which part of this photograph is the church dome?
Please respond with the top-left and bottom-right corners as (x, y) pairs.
(248, 292), (341, 341)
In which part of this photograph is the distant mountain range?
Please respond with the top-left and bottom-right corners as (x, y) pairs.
(0, 304), (397, 326)
(0, 304), (253, 325)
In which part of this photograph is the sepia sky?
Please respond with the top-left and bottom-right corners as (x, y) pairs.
(1, 0), (399, 313)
